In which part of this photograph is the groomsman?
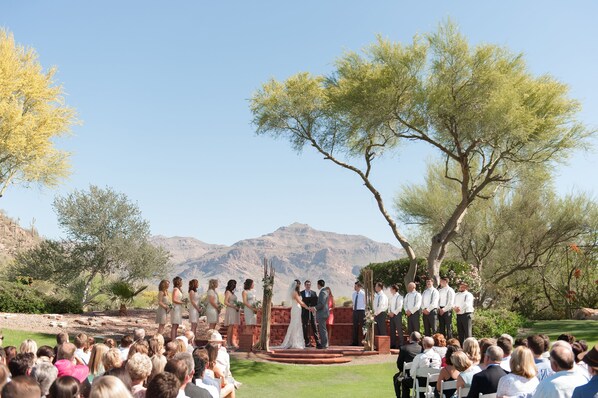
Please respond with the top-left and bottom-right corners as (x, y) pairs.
(351, 281), (366, 346)
(300, 280), (319, 347)
(373, 282), (389, 336)
(453, 281), (474, 344)
(438, 277), (455, 339)
(421, 278), (439, 336)
(388, 284), (404, 349)
(404, 282), (422, 335)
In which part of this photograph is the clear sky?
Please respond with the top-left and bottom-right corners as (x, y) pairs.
(2, 1), (597, 246)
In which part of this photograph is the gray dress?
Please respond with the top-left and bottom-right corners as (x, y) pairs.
(205, 289), (220, 324)
(224, 292), (240, 326)
(243, 290), (257, 326)
(156, 291), (170, 324)
(170, 288), (183, 324)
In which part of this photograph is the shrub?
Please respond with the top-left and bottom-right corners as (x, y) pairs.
(472, 308), (529, 338)
(0, 281), (82, 314)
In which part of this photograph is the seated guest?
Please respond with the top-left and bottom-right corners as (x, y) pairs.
(411, 336), (441, 398)
(102, 348), (124, 373)
(466, 345), (507, 398)
(205, 343), (236, 398)
(30, 361), (58, 397)
(432, 333), (447, 359)
(8, 352), (35, 376)
(126, 353), (152, 398)
(193, 349), (220, 397)
(478, 338), (496, 370)
(497, 335), (514, 372)
(165, 356), (212, 398)
(557, 334), (576, 345)
(454, 351), (480, 391)
(446, 338), (461, 348)
(496, 346), (539, 398)
(194, 355), (219, 398)
(533, 344), (588, 398)
(208, 330), (241, 389)
(514, 337), (529, 348)
(37, 345), (56, 364)
(19, 339), (38, 360)
(128, 341), (150, 359)
(164, 341), (179, 360)
(149, 337), (167, 383)
(74, 333), (91, 365)
(104, 338), (116, 349)
(527, 334), (553, 381)
(88, 343), (110, 381)
(134, 328), (146, 343)
(185, 331), (196, 353)
(49, 375), (82, 398)
(1, 375), (41, 398)
(463, 337), (481, 367)
(4, 346), (17, 364)
(571, 342), (591, 380)
(435, 346), (461, 398)
(119, 336), (134, 361)
(104, 366), (133, 391)
(393, 331), (423, 398)
(89, 375), (133, 398)
(173, 352), (212, 398)
(146, 372), (180, 398)
(573, 344), (598, 398)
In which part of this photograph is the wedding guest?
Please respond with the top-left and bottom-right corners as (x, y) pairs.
(87, 343), (109, 382)
(126, 353), (152, 398)
(463, 337), (481, 366)
(104, 366), (133, 392)
(4, 346), (17, 363)
(388, 284), (404, 349)
(453, 282), (474, 344)
(436, 345), (462, 398)
(188, 279), (202, 339)
(36, 345), (55, 363)
(185, 331), (196, 353)
(453, 350), (479, 392)
(146, 372), (180, 398)
(49, 375), (81, 398)
(89, 375), (133, 398)
(193, 354), (219, 398)
(242, 279), (257, 333)
(171, 276), (184, 341)
(223, 280), (240, 349)
(8, 352), (35, 376)
(206, 279), (221, 330)
(205, 344), (235, 398)
(533, 343), (587, 398)
(497, 334), (514, 372)
(30, 361), (58, 397)
(128, 341), (150, 359)
(119, 335), (134, 361)
(193, 349), (220, 397)
(102, 348), (123, 373)
(571, 342), (591, 380)
(478, 338), (497, 369)
(164, 341), (178, 360)
(74, 333), (90, 365)
(447, 338), (461, 348)
(373, 282), (389, 337)
(156, 279), (171, 335)
(438, 277), (455, 339)
(326, 287), (335, 343)
(410, 336), (442, 398)
(466, 345), (507, 398)
(404, 282), (422, 335)
(0, 363), (9, 391)
(149, 336), (167, 383)
(573, 344), (598, 398)
(19, 339), (38, 359)
(2, 375), (42, 398)
(432, 333), (447, 359)
(104, 338), (116, 349)
(54, 343), (89, 383)
(351, 281), (366, 346)
(527, 334), (553, 381)
(496, 346), (539, 398)
(393, 331), (422, 398)
(173, 352), (212, 398)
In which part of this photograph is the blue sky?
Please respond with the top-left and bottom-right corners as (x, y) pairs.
(2, 1), (597, 246)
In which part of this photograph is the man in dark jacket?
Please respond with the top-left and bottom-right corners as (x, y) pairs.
(393, 331), (423, 398)
(467, 345), (507, 398)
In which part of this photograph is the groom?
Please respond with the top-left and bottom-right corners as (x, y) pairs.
(310, 279), (329, 349)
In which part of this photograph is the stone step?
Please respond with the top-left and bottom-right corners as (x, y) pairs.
(268, 352), (344, 359)
(264, 356), (353, 365)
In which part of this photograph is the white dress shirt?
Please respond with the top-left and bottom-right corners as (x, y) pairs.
(438, 286), (455, 311)
(532, 369), (588, 398)
(352, 289), (366, 311)
(374, 291), (389, 315)
(453, 290), (474, 314)
(409, 348), (442, 377)
(196, 380), (219, 398)
(389, 292), (403, 315)
(422, 287), (439, 311)
(404, 291), (422, 314)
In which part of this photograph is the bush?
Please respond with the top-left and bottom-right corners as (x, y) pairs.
(0, 281), (82, 314)
(472, 309), (529, 338)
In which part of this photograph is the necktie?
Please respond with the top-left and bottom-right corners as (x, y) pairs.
(395, 295), (399, 311)
(376, 295), (380, 308)
(354, 293), (358, 311)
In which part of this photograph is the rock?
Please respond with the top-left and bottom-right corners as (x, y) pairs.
(49, 321), (57, 327)
(58, 321), (67, 327)
(573, 308), (598, 320)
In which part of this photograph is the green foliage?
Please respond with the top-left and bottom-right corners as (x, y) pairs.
(358, 257), (478, 292)
(0, 281), (81, 314)
(472, 309), (529, 338)
(103, 280), (147, 309)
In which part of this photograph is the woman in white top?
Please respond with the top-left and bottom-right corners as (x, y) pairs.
(206, 279), (220, 329)
(496, 346), (539, 398)
(188, 279), (201, 339)
(242, 279), (257, 333)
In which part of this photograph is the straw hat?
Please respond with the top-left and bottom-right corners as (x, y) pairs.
(581, 344), (598, 368)
(208, 331), (224, 343)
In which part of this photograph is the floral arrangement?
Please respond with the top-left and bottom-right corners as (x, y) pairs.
(198, 301), (207, 316)
(262, 275), (274, 299)
(182, 297), (189, 306)
(253, 300), (263, 311)
(362, 308), (376, 335)
(234, 300), (244, 311)
(167, 303), (174, 313)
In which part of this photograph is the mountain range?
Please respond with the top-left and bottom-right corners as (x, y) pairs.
(151, 222), (404, 301)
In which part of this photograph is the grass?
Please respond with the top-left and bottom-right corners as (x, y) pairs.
(524, 319), (598, 347)
(231, 359), (396, 397)
(1, 328), (56, 347)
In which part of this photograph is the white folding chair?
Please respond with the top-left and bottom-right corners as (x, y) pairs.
(440, 380), (457, 398)
(412, 367), (440, 398)
(458, 387), (470, 398)
(479, 394), (496, 398)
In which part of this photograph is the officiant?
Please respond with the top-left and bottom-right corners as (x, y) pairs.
(300, 280), (319, 347)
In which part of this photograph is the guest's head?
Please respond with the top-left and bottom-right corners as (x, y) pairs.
(225, 279), (237, 293)
(557, 333), (576, 345)
(8, 352), (35, 376)
(4, 346), (17, 363)
(175, 338), (186, 353)
(446, 338), (461, 348)
(550, 345), (575, 372)
(497, 335), (513, 357)
(188, 279), (199, 293)
(514, 337), (528, 348)
(133, 328), (146, 342)
(146, 372), (180, 398)
(128, 341), (149, 358)
(422, 337), (435, 350)
(244, 279), (254, 290)
(478, 338), (495, 359)
(30, 361), (58, 396)
(19, 339), (38, 356)
(484, 345), (504, 364)
(56, 332), (69, 345)
(36, 345), (55, 363)
(581, 344), (598, 375)
(120, 335), (133, 349)
(540, 334), (551, 354)
(409, 331), (422, 343)
(172, 276), (183, 289)
(192, 349), (209, 381)
(375, 282), (383, 292)
(445, 346), (462, 367)
(173, 352), (195, 385)
(571, 342), (584, 363)
(149, 336), (164, 357)
(527, 335), (545, 358)
(57, 342), (77, 361)
(164, 357), (189, 388)
(102, 348), (124, 372)
(88, 343), (109, 376)
(158, 279), (170, 292)
(463, 337), (481, 364)
(451, 351), (473, 372)
(164, 341), (178, 359)
(104, 338), (116, 348)
(205, 343), (219, 369)
(126, 353), (152, 385)
(74, 333), (88, 351)
(89, 375), (132, 398)
(510, 346), (536, 379)
(104, 366), (133, 391)
(317, 279), (325, 289)
(1, 375), (41, 398)
(432, 333), (446, 348)
(48, 375), (80, 398)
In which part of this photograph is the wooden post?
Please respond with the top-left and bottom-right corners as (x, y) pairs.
(363, 269), (375, 351)
(254, 258), (275, 351)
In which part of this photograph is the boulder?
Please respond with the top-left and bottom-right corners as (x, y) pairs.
(573, 308), (598, 320)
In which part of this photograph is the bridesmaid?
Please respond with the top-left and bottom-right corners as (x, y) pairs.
(326, 287), (335, 344)
(242, 279), (257, 333)
(224, 279), (240, 349)
(205, 279), (220, 329)
(156, 279), (170, 335)
(188, 279), (201, 339)
(170, 276), (184, 341)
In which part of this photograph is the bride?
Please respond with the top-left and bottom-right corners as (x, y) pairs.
(278, 279), (310, 349)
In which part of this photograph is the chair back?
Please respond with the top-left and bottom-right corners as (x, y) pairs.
(479, 393), (497, 398)
(440, 379), (457, 397)
(458, 387), (470, 398)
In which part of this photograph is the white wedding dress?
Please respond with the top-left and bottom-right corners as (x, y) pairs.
(278, 284), (305, 349)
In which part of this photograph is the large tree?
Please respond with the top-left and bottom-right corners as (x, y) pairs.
(13, 185), (170, 304)
(250, 21), (593, 286)
(0, 29), (76, 197)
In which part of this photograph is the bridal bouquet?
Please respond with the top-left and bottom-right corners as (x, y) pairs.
(217, 302), (224, 313)
(253, 300), (262, 312)
(234, 300), (244, 311)
(198, 302), (207, 316)
(182, 297), (189, 306)
(167, 303), (174, 313)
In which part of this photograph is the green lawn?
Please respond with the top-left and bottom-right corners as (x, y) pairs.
(231, 359), (396, 398)
(525, 320), (598, 347)
(1, 329), (56, 347)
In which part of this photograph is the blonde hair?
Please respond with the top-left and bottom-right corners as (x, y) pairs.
(208, 279), (218, 290)
(89, 375), (133, 398)
(463, 337), (481, 364)
(88, 343), (109, 376)
(19, 339), (38, 356)
(126, 353), (153, 381)
(149, 354), (167, 383)
(175, 339), (186, 354)
(102, 348), (123, 371)
(451, 351), (473, 372)
(128, 341), (149, 358)
(510, 346), (537, 379)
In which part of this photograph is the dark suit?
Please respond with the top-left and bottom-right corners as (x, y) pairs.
(300, 289), (319, 346)
(393, 341), (422, 398)
(185, 382), (212, 398)
(466, 364), (507, 398)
